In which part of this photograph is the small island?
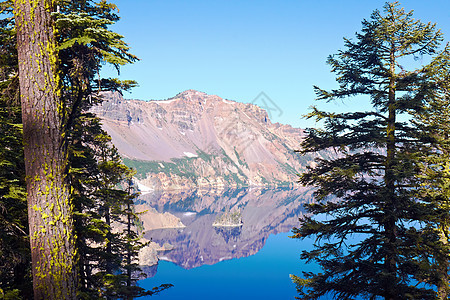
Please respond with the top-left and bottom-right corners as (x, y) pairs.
(213, 210), (243, 227)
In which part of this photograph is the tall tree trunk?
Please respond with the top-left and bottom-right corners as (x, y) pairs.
(14, 1), (77, 299)
(126, 199), (132, 300)
(437, 159), (450, 299)
(105, 204), (113, 275)
(436, 225), (449, 300)
(384, 44), (397, 300)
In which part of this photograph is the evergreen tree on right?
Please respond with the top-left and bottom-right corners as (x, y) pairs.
(412, 46), (450, 299)
(292, 2), (448, 299)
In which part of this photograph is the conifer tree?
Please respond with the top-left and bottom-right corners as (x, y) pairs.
(121, 174), (152, 299)
(68, 116), (171, 299)
(412, 45), (450, 300)
(3, 0), (146, 297)
(55, 0), (172, 297)
(55, 2), (172, 297)
(0, 102), (29, 299)
(292, 2), (446, 299)
(0, 6), (31, 297)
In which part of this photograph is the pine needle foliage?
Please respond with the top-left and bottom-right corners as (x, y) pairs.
(292, 2), (448, 299)
(412, 45), (450, 300)
(0, 2), (31, 298)
(55, 0), (170, 298)
(0, 0), (170, 297)
(68, 118), (170, 299)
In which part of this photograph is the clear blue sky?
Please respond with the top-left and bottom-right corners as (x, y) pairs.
(104, 0), (450, 128)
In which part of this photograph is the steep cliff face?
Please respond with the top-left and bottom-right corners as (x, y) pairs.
(92, 90), (317, 190)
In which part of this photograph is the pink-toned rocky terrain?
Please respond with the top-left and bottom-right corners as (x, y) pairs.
(137, 187), (315, 272)
(92, 90), (320, 190)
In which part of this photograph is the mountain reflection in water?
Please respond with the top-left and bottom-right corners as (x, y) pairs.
(136, 187), (315, 276)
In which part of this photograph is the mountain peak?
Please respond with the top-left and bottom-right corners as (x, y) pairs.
(93, 91), (313, 190)
(175, 89), (208, 99)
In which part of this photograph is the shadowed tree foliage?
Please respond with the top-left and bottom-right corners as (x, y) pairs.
(0, 102), (30, 299)
(1, 0), (171, 298)
(68, 117), (172, 299)
(412, 45), (450, 300)
(0, 6), (31, 297)
(55, 0), (171, 297)
(292, 2), (447, 299)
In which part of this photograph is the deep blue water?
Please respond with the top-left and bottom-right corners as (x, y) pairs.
(139, 231), (319, 299)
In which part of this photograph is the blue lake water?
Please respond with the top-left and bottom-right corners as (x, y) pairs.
(136, 188), (319, 299)
(139, 232), (319, 299)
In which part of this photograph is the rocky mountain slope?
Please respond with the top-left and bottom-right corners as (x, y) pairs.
(92, 90), (319, 190)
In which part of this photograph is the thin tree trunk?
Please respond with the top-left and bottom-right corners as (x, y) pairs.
(105, 204), (113, 275)
(437, 155), (450, 299)
(436, 145), (450, 299)
(436, 226), (449, 300)
(126, 198), (132, 300)
(384, 44), (397, 300)
(14, 0), (77, 299)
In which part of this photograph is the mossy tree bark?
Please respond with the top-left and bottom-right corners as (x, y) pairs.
(14, 0), (77, 299)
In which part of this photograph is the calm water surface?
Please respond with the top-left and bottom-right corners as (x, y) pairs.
(136, 188), (319, 299)
(140, 232), (319, 299)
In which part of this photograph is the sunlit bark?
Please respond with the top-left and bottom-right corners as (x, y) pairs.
(14, 0), (77, 298)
